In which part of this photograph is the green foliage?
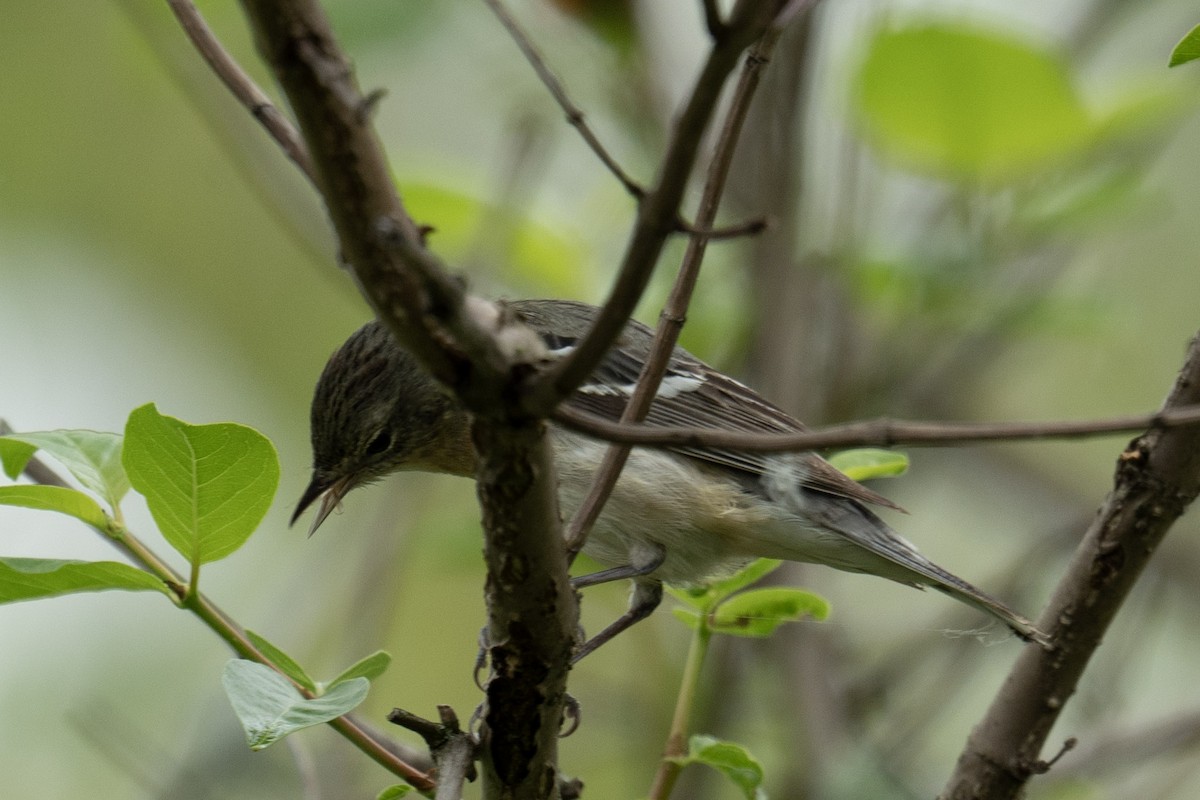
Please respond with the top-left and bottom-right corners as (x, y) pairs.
(709, 588), (830, 638)
(246, 630), (319, 694)
(328, 650), (393, 689)
(0, 485), (109, 530)
(671, 558), (782, 611)
(0, 558), (168, 603)
(0, 407), (387, 762)
(0, 437), (36, 480)
(828, 448), (909, 482)
(375, 786), (414, 799)
(0, 429), (129, 511)
(668, 559), (828, 637)
(855, 22), (1091, 181)
(1169, 24), (1200, 67)
(667, 735), (766, 800)
(221, 659), (370, 750)
(122, 403), (279, 565)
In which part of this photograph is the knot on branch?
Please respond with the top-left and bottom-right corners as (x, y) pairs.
(388, 705), (479, 784)
(1024, 737), (1078, 775)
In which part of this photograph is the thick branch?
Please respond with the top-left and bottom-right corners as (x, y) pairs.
(235, 0), (480, 388)
(939, 330), (1200, 799)
(229, 3), (576, 796)
(473, 420), (575, 800)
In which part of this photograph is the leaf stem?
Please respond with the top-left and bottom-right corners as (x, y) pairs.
(648, 617), (712, 799)
(14, 452), (436, 794)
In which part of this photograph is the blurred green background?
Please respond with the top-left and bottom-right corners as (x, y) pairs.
(3, 1), (1200, 798)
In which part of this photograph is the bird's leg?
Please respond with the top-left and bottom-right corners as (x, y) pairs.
(571, 580), (664, 664)
(570, 542), (665, 588)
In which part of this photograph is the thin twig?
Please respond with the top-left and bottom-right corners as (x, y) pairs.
(554, 402), (1200, 453)
(564, 27), (784, 562)
(532, 0), (792, 411)
(702, 0), (726, 39)
(164, 0), (315, 183)
(482, 0), (645, 199)
(678, 215), (769, 239)
(483, 0), (769, 243)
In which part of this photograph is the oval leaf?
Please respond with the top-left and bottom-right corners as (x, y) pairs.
(828, 448), (909, 482)
(669, 735), (766, 800)
(329, 650), (392, 689)
(0, 558), (169, 604)
(0, 438), (37, 480)
(0, 430), (129, 510)
(666, 559), (782, 612)
(123, 404), (279, 565)
(1169, 24), (1200, 67)
(0, 485), (109, 530)
(855, 23), (1091, 181)
(711, 588), (830, 638)
(221, 660), (369, 750)
(671, 607), (703, 630)
(246, 630), (317, 693)
(376, 786), (414, 799)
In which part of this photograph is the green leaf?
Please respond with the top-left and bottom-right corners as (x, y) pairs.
(703, 559), (782, 602)
(855, 23), (1091, 181)
(0, 430), (129, 509)
(0, 558), (169, 604)
(329, 650), (392, 689)
(828, 449), (909, 482)
(0, 438), (37, 479)
(376, 785), (414, 799)
(669, 735), (766, 800)
(246, 630), (317, 693)
(0, 485), (109, 530)
(1169, 24), (1200, 67)
(221, 660), (369, 751)
(671, 606), (703, 630)
(711, 588), (830, 638)
(668, 559), (784, 613)
(122, 404), (279, 565)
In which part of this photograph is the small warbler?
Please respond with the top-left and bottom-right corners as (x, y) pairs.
(293, 299), (1045, 657)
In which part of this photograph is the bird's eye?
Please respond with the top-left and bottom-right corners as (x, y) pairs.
(364, 431), (392, 457)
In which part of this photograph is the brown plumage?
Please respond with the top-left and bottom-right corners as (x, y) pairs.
(294, 299), (1047, 657)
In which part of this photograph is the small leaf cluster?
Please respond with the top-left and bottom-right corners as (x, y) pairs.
(669, 559), (829, 640)
(0, 404), (391, 756)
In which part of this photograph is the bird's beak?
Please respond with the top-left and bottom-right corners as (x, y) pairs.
(291, 474), (353, 538)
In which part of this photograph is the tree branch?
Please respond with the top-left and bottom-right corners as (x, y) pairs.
(482, 0), (645, 200)
(164, 0), (315, 183)
(564, 24), (784, 562)
(483, 0), (770, 245)
(213, 2), (578, 796)
(529, 0), (791, 411)
(388, 706), (477, 800)
(939, 329), (1200, 799)
(553, 402), (1200, 452)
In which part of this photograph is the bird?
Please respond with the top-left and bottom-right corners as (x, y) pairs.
(292, 298), (1047, 659)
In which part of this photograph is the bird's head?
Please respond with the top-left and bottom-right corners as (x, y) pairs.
(291, 321), (474, 536)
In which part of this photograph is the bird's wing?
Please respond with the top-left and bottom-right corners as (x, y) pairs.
(516, 302), (900, 511)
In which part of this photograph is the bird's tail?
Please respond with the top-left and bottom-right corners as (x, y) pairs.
(784, 490), (1051, 648)
(919, 562), (1050, 648)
